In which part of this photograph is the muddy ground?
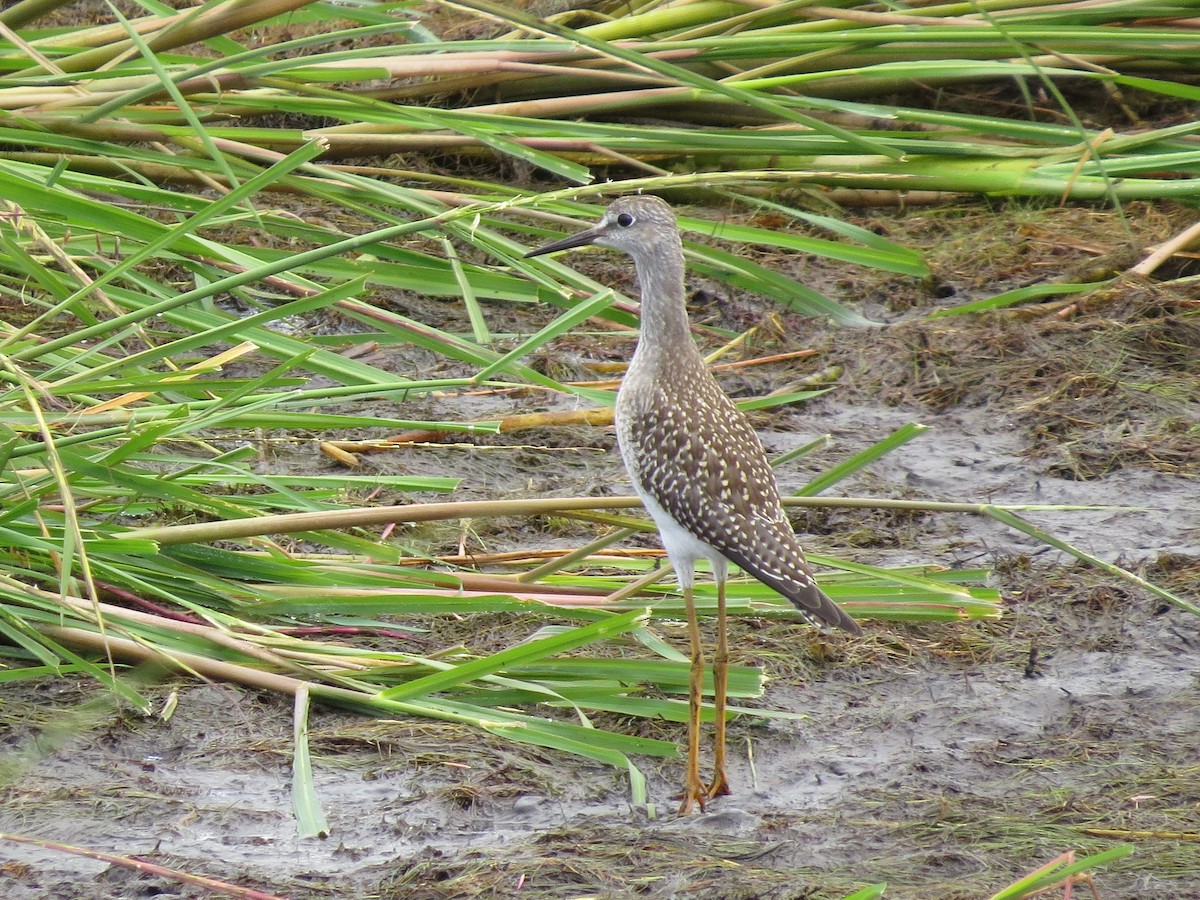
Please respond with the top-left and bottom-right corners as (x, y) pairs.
(2, 201), (1199, 899)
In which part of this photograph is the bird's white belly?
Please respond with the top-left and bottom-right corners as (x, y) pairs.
(616, 371), (731, 589)
(633, 486), (728, 590)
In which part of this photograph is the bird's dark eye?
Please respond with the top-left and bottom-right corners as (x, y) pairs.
(615, 213), (634, 227)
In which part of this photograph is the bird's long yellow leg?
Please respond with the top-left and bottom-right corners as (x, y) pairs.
(706, 578), (731, 799)
(679, 584), (707, 814)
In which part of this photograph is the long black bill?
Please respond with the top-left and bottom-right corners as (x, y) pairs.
(524, 225), (605, 258)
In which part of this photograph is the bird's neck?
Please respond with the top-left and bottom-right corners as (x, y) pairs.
(628, 241), (698, 366)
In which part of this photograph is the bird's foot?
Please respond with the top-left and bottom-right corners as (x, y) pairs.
(678, 770), (708, 815)
(677, 789), (706, 815)
(705, 772), (732, 801)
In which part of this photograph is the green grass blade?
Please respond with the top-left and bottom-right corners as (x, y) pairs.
(474, 290), (616, 382)
(797, 423), (929, 496)
(930, 280), (1111, 317)
(987, 845), (1135, 900)
(378, 608), (649, 701)
(689, 244), (877, 326)
(985, 506), (1200, 617)
(291, 687), (330, 839)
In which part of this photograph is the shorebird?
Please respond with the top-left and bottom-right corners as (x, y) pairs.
(526, 196), (861, 813)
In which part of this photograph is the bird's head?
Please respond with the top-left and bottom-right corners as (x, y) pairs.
(525, 195), (677, 259)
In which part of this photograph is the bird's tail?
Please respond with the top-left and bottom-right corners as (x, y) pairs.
(719, 521), (861, 635)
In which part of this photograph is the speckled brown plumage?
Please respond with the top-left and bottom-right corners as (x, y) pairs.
(525, 195), (860, 813)
(604, 196), (858, 634)
(617, 353), (855, 631)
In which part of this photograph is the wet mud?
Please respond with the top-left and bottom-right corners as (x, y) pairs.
(2, 202), (1198, 899)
